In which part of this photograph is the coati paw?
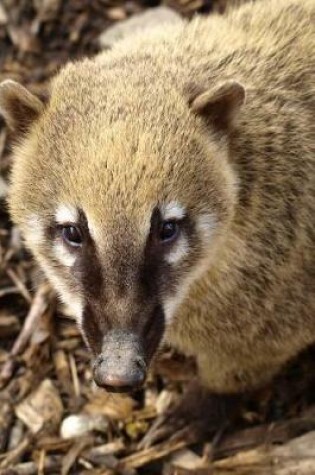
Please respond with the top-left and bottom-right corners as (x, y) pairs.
(139, 382), (241, 449)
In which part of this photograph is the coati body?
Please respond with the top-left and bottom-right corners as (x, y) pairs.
(1, 0), (314, 393)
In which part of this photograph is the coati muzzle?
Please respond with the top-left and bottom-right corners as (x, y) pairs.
(93, 330), (147, 392)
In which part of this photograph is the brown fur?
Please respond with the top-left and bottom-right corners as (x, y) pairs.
(1, 0), (315, 392)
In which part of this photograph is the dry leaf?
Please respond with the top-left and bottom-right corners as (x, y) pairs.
(15, 379), (63, 434)
(84, 388), (136, 421)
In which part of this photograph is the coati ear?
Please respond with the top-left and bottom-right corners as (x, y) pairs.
(0, 80), (45, 134)
(189, 80), (245, 132)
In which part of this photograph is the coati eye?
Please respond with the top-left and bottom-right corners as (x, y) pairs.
(159, 221), (179, 242)
(61, 225), (82, 247)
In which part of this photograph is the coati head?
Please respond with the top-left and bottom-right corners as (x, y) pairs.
(0, 57), (244, 392)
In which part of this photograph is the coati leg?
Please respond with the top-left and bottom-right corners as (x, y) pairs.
(139, 379), (242, 448)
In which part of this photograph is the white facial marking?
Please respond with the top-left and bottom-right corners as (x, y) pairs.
(39, 260), (83, 321)
(165, 234), (189, 264)
(54, 242), (76, 268)
(26, 213), (83, 333)
(160, 201), (186, 221)
(55, 204), (78, 224)
(54, 204), (80, 268)
(164, 258), (210, 323)
(164, 213), (217, 323)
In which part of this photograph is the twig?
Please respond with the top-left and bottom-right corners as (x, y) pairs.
(119, 439), (191, 469)
(68, 353), (80, 398)
(0, 403), (13, 453)
(0, 433), (34, 469)
(0, 456), (61, 475)
(0, 286), (20, 298)
(213, 431), (315, 475)
(37, 449), (45, 475)
(215, 406), (315, 459)
(6, 268), (32, 304)
(0, 283), (54, 388)
(61, 436), (93, 475)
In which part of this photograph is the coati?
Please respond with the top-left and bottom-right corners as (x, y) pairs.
(0, 0), (314, 438)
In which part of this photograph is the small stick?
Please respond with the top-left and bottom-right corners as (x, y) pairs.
(68, 353), (80, 398)
(215, 406), (315, 459)
(119, 439), (189, 469)
(0, 456), (61, 475)
(0, 283), (54, 388)
(3, 248), (14, 265)
(6, 267), (32, 304)
(0, 433), (34, 469)
(0, 286), (20, 298)
(37, 449), (45, 475)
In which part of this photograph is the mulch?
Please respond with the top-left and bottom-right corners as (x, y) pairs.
(0, 1), (315, 473)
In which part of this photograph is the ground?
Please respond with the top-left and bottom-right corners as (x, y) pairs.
(0, 1), (315, 474)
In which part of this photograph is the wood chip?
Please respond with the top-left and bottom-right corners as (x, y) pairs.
(15, 379), (63, 434)
(84, 389), (136, 421)
(0, 312), (20, 337)
(53, 349), (73, 396)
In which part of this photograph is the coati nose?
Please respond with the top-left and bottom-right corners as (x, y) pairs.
(93, 355), (146, 393)
(93, 330), (147, 392)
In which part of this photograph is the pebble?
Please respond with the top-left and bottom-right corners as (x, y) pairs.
(60, 413), (109, 439)
(99, 6), (182, 49)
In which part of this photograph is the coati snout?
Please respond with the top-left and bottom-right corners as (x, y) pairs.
(93, 330), (147, 392)
(83, 296), (165, 391)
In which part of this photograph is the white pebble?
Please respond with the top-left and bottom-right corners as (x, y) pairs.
(60, 414), (108, 439)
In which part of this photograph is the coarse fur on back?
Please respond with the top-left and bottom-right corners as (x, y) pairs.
(1, 0), (314, 392)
